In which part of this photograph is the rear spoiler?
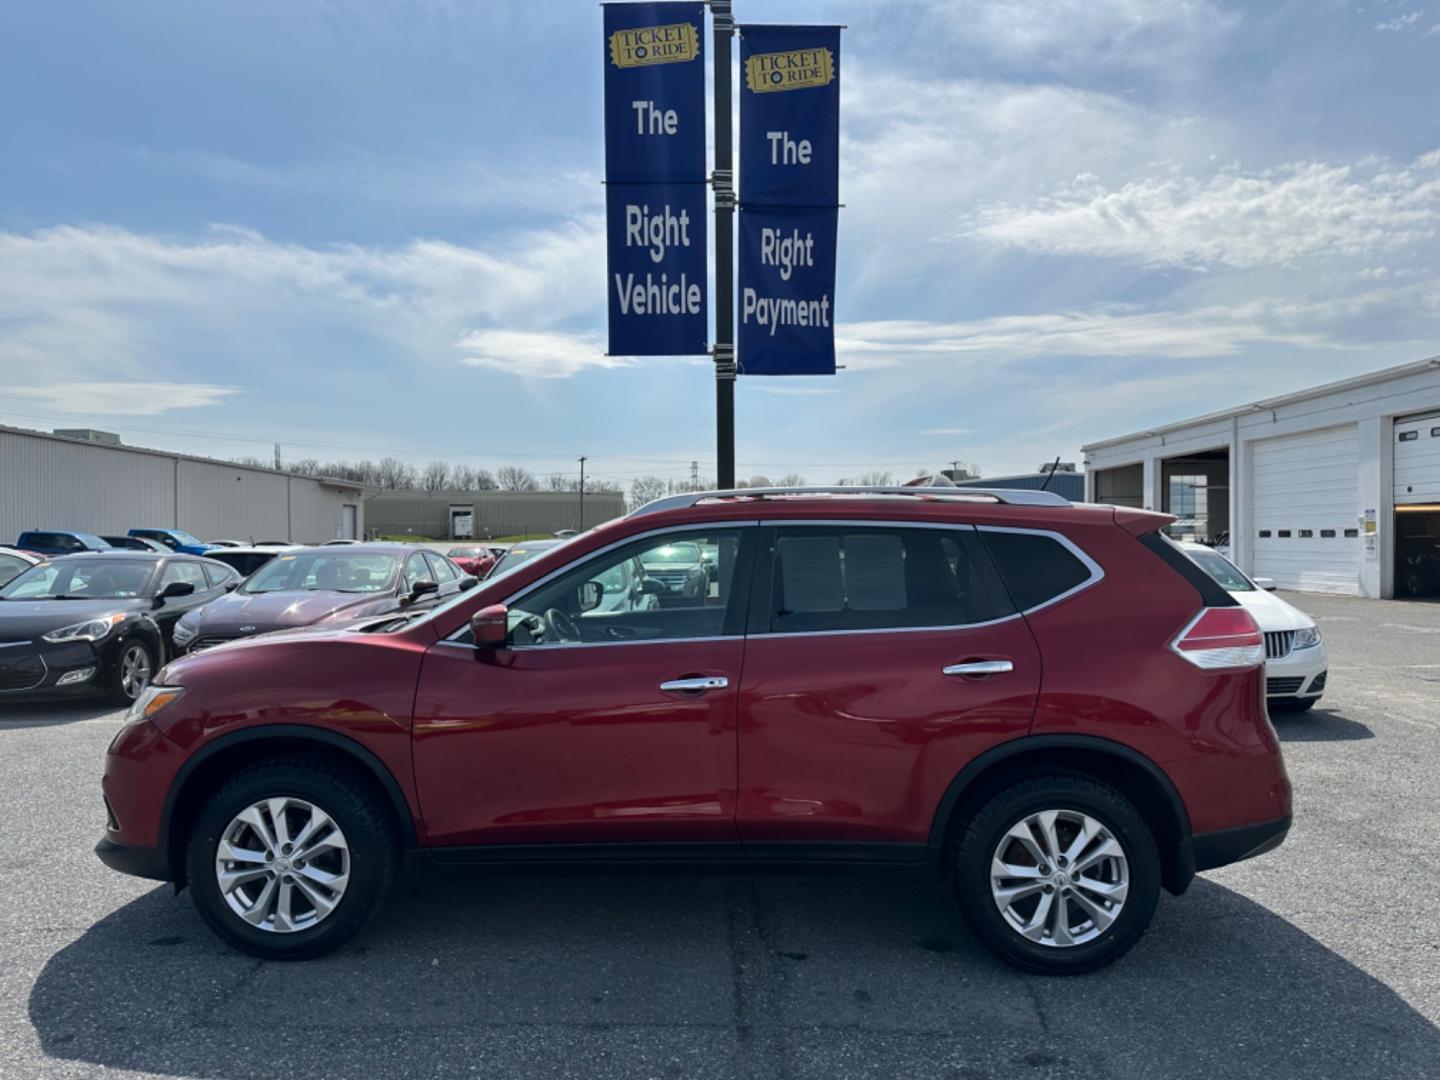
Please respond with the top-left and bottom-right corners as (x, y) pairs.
(1112, 507), (1176, 537)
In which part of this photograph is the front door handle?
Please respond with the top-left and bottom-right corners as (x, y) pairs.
(659, 676), (729, 693)
(943, 660), (1014, 678)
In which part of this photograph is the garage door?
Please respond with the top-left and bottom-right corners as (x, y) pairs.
(1249, 425), (1359, 594)
(1394, 412), (1440, 505)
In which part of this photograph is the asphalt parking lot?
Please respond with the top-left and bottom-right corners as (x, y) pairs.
(1, 592), (1437, 1080)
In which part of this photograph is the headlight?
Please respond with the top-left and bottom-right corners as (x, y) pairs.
(42, 613), (125, 644)
(122, 685), (186, 727)
(172, 619), (197, 645)
(1293, 625), (1322, 649)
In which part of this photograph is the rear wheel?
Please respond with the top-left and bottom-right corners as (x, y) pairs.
(952, 774), (1160, 975)
(185, 758), (397, 959)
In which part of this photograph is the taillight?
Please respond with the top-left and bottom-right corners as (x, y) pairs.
(1171, 608), (1264, 670)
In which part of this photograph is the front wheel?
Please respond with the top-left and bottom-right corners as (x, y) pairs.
(952, 774), (1160, 975)
(109, 640), (154, 704)
(185, 758), (398, 960)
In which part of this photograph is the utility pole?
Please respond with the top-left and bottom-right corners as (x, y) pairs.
(577, 455), (587, 530)
(711, 0), (736, 491)
(274, 443), (282, 471)
(690, 460), (700, 492)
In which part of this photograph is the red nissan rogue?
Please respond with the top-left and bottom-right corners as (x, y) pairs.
(97, 486), (1290, 974)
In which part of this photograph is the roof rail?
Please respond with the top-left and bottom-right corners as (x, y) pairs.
(629, 485), (1071, 517)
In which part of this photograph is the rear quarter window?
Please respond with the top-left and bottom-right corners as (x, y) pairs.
(979, 530), (1094, 611)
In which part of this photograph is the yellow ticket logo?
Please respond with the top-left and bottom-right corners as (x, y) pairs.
(609, 23), (699, 68)
(745, 48), (835, 93)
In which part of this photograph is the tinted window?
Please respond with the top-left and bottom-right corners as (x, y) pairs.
(159, 560), (208, 590)
(980, 530), (1092, 612)
(209, 551), (277, 578)
(767, 526), (1005, 633)
(0, 559), (154, 599)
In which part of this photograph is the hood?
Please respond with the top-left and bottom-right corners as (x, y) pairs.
(1232, 588), (1315, 632)
(0, 597), (148, 639)
(187, 589), (395, 636)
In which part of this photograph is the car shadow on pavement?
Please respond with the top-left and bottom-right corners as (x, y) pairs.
(1273, 707), (1375, 742)
(27, 872), (1440, 1080)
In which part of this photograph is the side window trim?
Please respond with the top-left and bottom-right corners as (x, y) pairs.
(977, 525), (1105, 615)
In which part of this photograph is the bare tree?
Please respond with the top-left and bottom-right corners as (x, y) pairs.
(546, 472), (575, 492)
(376, 457), (419, 490)
(857, 470), (894, 487)
(421, 460), (451, 492)
(496, 465), (539, 492)
(629, 476), (669, 509)
(775, 472), (807, 487)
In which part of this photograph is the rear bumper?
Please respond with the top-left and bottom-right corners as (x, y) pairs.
(1193, 814), (1291, 872)
(95, 836), (171, 881)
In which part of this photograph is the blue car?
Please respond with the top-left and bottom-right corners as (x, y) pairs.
(15, 530), (113, 556)
(127, 528), (214, 556)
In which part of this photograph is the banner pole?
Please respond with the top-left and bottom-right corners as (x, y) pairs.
(711, 0), (736, 490)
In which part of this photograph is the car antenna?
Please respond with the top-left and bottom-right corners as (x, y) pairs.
(1039, 456), (1061, 492)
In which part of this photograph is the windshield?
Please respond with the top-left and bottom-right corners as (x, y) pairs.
(170, 530), (204, 547)
(208, 550), (279, 578)
(0, 559), (154, 600)
(1187, 549), (1255, 592)
(641, 542), (700, 566)
(448, 547), (483, 558)
(241, 551), (398, 594)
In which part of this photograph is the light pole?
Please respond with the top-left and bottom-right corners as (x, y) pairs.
(578, 456), (587, 530)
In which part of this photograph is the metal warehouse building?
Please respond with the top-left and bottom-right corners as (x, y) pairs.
(366, 489), (628, 541)
(1083, 356), (1440, 599)
(0, 426), (365, 544)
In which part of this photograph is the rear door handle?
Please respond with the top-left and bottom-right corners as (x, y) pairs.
(659, 676), (730, 693)
(943, 660), (1014, 678)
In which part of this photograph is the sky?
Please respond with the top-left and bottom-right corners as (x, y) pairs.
(2, 0), (1439, 490)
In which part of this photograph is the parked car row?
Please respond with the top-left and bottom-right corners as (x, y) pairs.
(0, 544), (476, 704)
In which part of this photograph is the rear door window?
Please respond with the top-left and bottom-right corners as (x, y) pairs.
(979, 529), (1096, 611)
(764, 525), (1009, 633)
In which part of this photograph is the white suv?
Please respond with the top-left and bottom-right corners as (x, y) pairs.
(1180, 542), (1328, 712)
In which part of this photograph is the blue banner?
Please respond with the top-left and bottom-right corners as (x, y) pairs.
(739, 25), (841, 207)
(603, 2), (708, 355)
(737, 205), (837, 376)
(606, 182), (708, 357)
(603, 3), (706, 184)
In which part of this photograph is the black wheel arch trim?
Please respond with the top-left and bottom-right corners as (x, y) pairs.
(159, 723), (420, 879)
(924, 733), (1196, 890)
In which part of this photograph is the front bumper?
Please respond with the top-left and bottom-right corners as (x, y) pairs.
(0, 639), (106, 698)
(94, 836), (171, 881)
(1193, 814), (1291, 872)
(1265, 639), (1327, 698)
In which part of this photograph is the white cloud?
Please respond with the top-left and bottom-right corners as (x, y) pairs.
(0, 220), (605, 386)
(6, 382), (239, 416)
(968, 151), (1440, 269)
(1376, 12), (1422, 31)
(920, 427), (974, 436)
(927, 0), (1239, 73)
(456, 329), (627, 379)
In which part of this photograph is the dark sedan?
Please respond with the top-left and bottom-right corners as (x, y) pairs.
(0, 552), (240, 702)
(171, 544), (474, 652)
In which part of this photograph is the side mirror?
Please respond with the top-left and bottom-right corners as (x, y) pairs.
(639, 577), (664, 596)
(405, 579), (440, 605)
(1254, 576), (1277, 591)
(458, 576), (478, 592)
(470, 603), (508, 648)
(223, 581), (240, 593)
(578, 580), (603, 612)
(155, 581), (195, 606)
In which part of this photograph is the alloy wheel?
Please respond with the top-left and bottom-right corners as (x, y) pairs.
(989, 808), (1129, 948)
(119, 645), (151, 700)
(214, 797), (351, 933)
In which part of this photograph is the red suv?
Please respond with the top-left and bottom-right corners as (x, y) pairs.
(97, 487), (1290, 974)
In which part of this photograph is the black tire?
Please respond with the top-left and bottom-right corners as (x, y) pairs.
(108, 639), (154, 704)
(1270, 696), (1318, 713)
(952, 773), (1161, 975)
(184, 757), (398, 960)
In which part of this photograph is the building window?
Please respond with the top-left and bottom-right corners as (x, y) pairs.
(1258, 530), (1272, 538)
(1431, 427), (1440, 438)
(1277, 530), (1292, 538)
(1167, 474), (1209, 538)
(1299, 529), (1313, 538)
(1398, 430), (1419, 442)
(1320, 529), (1336, 538)
(1344, 528), (1359, 538)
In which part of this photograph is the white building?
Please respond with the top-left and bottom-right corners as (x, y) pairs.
(1082, 356), (1440, 599)
(0, 425), (365, 545)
